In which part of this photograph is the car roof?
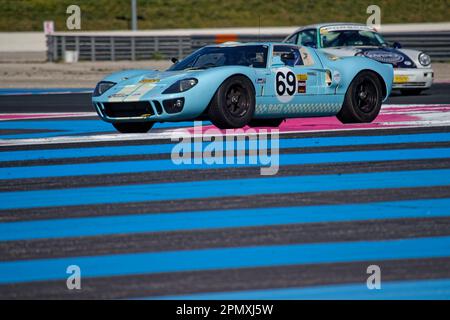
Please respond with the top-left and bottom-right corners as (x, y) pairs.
(204, 42), (299, 48)
(291, 22), (374, 33)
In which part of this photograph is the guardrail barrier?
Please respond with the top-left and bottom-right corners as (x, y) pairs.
(47, 30), (450, 62)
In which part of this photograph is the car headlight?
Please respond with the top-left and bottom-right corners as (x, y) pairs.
(418, 53), (431, 66)
(93, 81), (116, 97)
(163, 78), (198, 94)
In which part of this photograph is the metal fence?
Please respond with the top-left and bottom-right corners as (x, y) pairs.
(47, 30), (450, 62)
(47, 35), (191, 61)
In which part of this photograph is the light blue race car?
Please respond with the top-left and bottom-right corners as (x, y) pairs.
(92, 42), (393, 133)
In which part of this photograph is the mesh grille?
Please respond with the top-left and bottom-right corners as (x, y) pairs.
(102, 101), (153, 118)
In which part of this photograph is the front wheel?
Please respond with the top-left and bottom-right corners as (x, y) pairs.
(208, 75), (255, 129)
(337, 71), (383, 124)
(113, 122), (154, 133)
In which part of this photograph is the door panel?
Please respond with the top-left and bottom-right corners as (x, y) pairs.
(254, 45), (342, 118)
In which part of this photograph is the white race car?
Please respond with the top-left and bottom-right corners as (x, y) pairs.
(284, 23), (433, 95)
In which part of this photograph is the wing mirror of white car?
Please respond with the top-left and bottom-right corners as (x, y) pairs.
(271, 56), (285, 67)
(392, 42), (402, 49)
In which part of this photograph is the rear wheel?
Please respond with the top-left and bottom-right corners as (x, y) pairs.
(208, 75), (255, 129)
(248, 118), (284, 127)
(337, 71), (383, 124)
(113, 122), (154, 133)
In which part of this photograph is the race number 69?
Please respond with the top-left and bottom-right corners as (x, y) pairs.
(275, 68), (296, 102)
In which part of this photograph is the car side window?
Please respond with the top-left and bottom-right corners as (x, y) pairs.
(273, 45), (303, 66)
(298, 29), (317, 48)
(284, 33), (298, 44)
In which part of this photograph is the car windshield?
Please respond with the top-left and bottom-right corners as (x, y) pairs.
(320, 30), (387, 48)
(168, 45), (269, 71)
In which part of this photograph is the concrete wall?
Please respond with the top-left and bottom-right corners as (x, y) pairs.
(0, 32), (47, 62)
(0, 32), (46, 52)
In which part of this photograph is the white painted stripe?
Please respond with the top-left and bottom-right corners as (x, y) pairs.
(2, 123), (450, 147)
(1, 104), (449, 146)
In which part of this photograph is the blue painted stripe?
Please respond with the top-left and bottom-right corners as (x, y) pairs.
(1, 169), (450, 210)
(2, 147), (450, 180)
(0, 120), (200, 131)
(1, 198), (449, 241)
(2, 132), (450, 162)
(151, 278), (450, 300)
(0, 236), (449, 284)
(0, 120), (202, 140)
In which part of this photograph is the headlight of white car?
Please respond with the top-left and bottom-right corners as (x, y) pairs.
(418, 53), (431, 67)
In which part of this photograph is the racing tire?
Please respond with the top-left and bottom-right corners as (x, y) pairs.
(337, 71), (383, 124)
(248, 118), (285, 127)
(208, 75), (256, 129)
(400, 89), (423, 96)
(113, 122), (154, 133)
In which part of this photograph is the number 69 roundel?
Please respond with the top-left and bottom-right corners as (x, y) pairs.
(275, 67), (297, 103)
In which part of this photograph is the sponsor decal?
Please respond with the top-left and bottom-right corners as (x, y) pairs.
(255, 102), (341, 115)
(358, 48), (415, 68)
(298, 81), (306, 94)
(320, 25), (374, 33)
(108, 93), (126, 99)
(363, 50), (404, 64)
(140, 79), (160, 83)
(296, 74), (308, 94)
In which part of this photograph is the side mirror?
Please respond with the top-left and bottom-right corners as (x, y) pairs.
(171, 57), (179, 64)
(392, 42), (402, 49)
(271, 56), (285, 67)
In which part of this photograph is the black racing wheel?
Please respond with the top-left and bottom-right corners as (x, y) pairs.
(113, 122), (154, 133)
(208, 75), (255, 129)
(337, 71), (383, 124)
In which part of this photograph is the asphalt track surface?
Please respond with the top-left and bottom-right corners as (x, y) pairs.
(0, 85), (450, 299)
(0, 83), (449, 113)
